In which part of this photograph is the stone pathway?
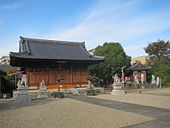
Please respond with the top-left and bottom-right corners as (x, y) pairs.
(69, 96), (170, 128)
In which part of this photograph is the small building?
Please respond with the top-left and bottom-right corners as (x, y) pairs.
(131, 56), (149, 65)
(10, 37), (104, 89)
(128, 61), (150, 82)
(0, 56), (10, 65)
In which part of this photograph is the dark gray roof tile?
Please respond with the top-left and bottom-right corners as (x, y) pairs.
(10, 37), (104, 61)
(128, 61), (150, 71)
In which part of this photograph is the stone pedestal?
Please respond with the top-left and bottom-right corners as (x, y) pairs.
(37, 81), (48, 98)
(87, 86), (95, 96)
(14, 87), (31, 103)
(37, 89), (48, 98)
(111, 84), (125, 95)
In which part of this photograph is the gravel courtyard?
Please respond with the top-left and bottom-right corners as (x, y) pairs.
(0, 88), (170, 128)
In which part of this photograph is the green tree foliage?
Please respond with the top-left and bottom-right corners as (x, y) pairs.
(144, 40), (170, 65)
(1, 76), (15, 97)
(88, 42), (131, 85)
(144, 40), (170, 86)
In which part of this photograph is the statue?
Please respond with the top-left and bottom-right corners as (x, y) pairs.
(37, 80), (48, 98)
(39, 80), (47, 90)
(17, 75), (28, 87)
(134, 76), (139, 87)
(111, 74), (124, 95)
(15, 75), (31, 103)
(113, 74), (120, 84)
(151, 75), (156, 86)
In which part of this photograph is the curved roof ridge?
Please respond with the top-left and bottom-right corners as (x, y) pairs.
(20, 36), (84, 45)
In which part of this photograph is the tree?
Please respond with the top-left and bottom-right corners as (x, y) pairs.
(88, 42), (131, 86)
(144, 40), (170, 86)
(144, 40), (170, 65)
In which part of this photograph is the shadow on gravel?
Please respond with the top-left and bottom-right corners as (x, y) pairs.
(0, 98), (62, 111)
(68, 95), (170, 118)
(68, 95), (170, 128)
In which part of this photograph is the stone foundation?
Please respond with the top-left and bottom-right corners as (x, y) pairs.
(13, 87), (105, 99)
(14, 87), (31, 103)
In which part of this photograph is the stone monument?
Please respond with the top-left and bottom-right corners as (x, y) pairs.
(14, 75), (31, 103)
(134, 76), (140, 88)
(111, 74), (124, 95)
(37, 80), (48, 98)
(159, 78), (162, 88)
(151, 75), (156, 86)
(156, 77), (160, 88)
(141, 74), (144, 84)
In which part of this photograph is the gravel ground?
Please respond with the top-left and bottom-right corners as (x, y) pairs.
(0, 98), (153, 128)
(91, 92), (170, 109)
(1, 88), (169, 128)
(141, 88), (170, 96)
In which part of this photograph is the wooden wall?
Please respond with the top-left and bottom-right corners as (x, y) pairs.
(27, 69), (88, 89)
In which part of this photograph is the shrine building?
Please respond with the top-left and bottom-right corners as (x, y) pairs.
(10, 37), (104, 89)
(128, 61), (150, 82)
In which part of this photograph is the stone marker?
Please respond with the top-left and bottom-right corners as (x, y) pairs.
(156, 77), (160, 88)
(151, 75), (156, 86)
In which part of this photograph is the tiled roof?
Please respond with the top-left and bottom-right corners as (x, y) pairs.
(128, 61), (150, 71)
(10, 37), (104, 61)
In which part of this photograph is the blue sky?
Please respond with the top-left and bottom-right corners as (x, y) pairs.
(0, 0), (170, 58)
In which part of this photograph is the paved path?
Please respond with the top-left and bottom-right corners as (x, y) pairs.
(69, 96), (170, 128)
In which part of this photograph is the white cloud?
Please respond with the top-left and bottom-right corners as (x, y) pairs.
(45, 0), (170, 57)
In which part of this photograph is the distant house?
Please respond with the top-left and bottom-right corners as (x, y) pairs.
(10, 37), (104, 89)
(0, 56), (10, 65)
(131, 56), (149, 65)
